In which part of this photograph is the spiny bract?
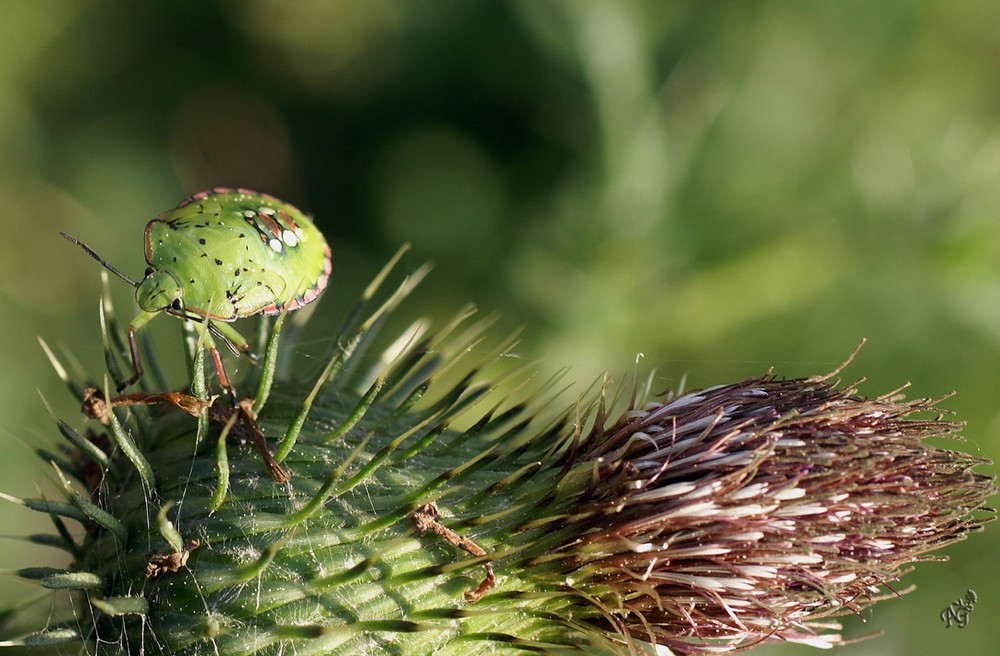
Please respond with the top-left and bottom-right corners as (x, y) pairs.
(2, 247), (995, 656)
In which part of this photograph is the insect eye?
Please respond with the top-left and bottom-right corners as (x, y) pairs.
(144, 267), (155, 277)
(171, 298), (182, 311)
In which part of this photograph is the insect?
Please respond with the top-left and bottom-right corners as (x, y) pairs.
(62, 188), (332, 401)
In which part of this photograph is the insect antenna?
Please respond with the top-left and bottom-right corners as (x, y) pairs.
(61, 231), (140, 288)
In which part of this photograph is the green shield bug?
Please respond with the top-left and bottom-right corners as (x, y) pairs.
(62, 187), (332, 401)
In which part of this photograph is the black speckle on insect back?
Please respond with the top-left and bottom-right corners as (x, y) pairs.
(234, 269), (240, 277)
(199, 238), (206, 245)
(214, 258), (223, 266)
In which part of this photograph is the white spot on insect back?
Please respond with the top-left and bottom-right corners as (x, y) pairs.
(282, 229), (298, 247)
(243, 210), (256, 218)
(259, 206), (276, 215)
(269, 238), (283, 253)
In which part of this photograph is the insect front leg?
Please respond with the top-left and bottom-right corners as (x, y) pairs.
(121, 311), (159, 392)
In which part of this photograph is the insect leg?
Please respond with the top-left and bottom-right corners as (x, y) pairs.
(202, 323), (288, 482)
(121, 311), (159, 392)
(199, 323), (239, 407)
(210, 321), (258, 363)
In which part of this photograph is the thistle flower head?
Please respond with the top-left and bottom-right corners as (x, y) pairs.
(542, 372), (996, 653)
(2, 254), (994, 656)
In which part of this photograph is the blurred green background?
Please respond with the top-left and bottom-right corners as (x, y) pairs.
(1, 1), (998, 654)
